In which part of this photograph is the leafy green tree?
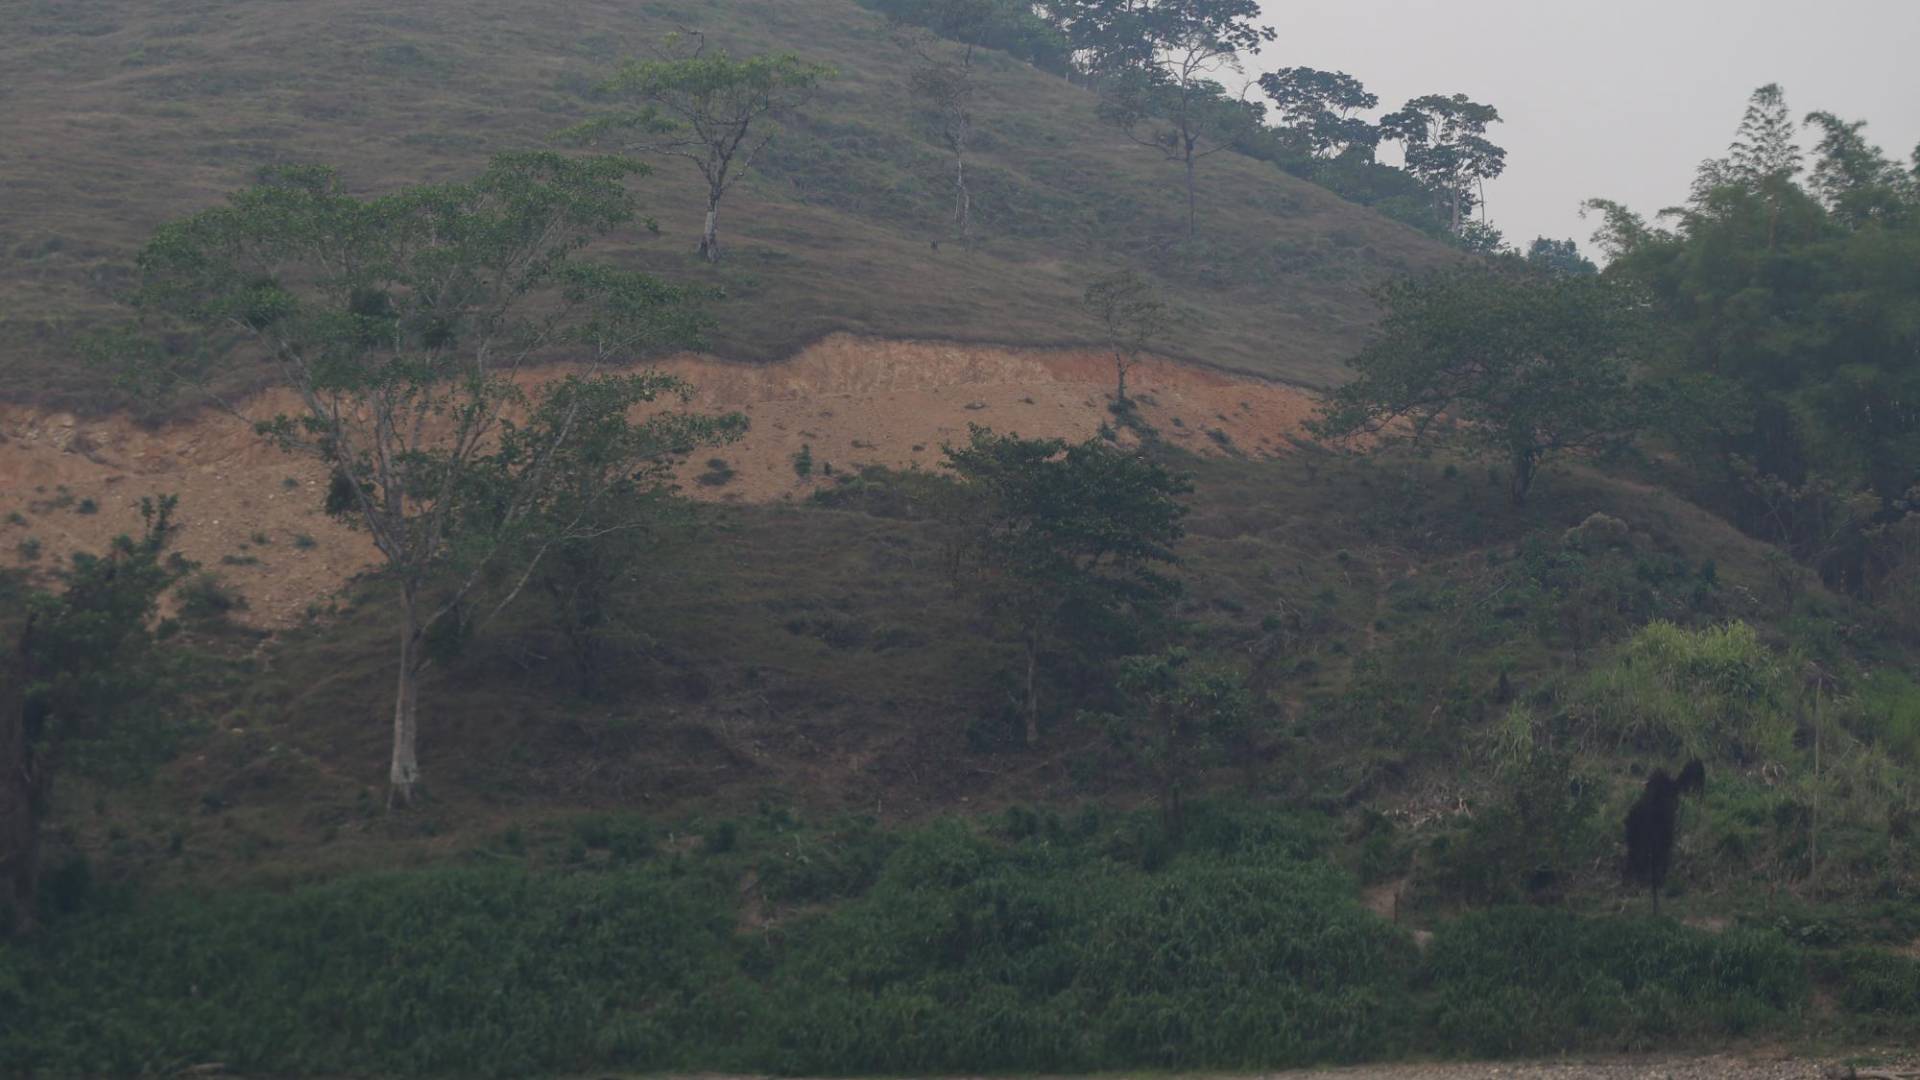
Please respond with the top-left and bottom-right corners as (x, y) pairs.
(1524, 237), (1598, 275)
(892, 3), (993, 244)
(129, 154), (733, 805)
(1586, 87), (1920, 591)
(1687, 84), (1806, 250)
(1727, 82), (1803, 187)
(870, 0), (1074, 73)
(1804, 111), (1914, 227)
(1312, 267), (1652, 506)
(2, 497), (181, 934)
(572, 34), (834, 261)
(494, 389), (745, 700)
(1095, 647), (1251, 836)
(1083, 268), (1170, 406)
(944, 426), (1190, 745)
(1081, 0), (1274, 239)
(1380, 93), (1507, 234)
(1257, 66), (1380, 160)
(1455, 219), (1508, 255)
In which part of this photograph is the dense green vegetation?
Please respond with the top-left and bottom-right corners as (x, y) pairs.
(1587, 84), (1920, 606)
(6, 804), (1911, 1076)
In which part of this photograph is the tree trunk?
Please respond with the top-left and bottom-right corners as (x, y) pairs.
(1811, 687), (1822, 881)
(388, 588), (424, 807)
(954, 151), (971, 243)
(1184, 152), (1198, 241)
(0, 704), (40, 935)
(0, 622), (40, 933)
(1115, 353), (1128, 406)
(698, 188), (722, 262)
(1508, 447), (1537, 507)
(1023, 627), (1040, 747)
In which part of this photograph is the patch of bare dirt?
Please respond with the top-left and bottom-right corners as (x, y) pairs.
(0, 334), (1320, 626)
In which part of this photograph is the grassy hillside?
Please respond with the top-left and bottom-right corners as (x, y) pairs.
(11, 446), (1920, 1073)
(46, 448), (1919, 899)
(0, 0), (1452, 415)
(6, 2), (1919, 1073)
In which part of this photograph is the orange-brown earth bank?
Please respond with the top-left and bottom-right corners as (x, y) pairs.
(0, 335), (1319, 625)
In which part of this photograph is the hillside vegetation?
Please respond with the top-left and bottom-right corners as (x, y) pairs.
(0, 0), (1451, 415)
(2, 4), (1919, 1077)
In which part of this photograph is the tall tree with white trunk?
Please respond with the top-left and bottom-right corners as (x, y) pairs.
(129, 153), (736, 805)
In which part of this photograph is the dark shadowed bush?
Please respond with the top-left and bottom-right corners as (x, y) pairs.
(0, 866), (745, 1076)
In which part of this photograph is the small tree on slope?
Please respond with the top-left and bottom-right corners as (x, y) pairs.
(570, 34), (834, 262)
(1311, 266), (1654, 506)
(2, 497), (181, 934)
(944, 426), (1190, 746)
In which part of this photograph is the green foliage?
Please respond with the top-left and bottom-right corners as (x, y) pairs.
(1426, 738), (1601, 907)
(1824, 949), (1920, 1024)
(1589, 84), (1920, 591)
(176, 572), (246, 621)
(858, 0), (1073, 72)
(1523, 236), (1598, 275)
(1083, 267), (1170, 402)
(15, 803), (1907, 1074)
(1847, 668), (1920, 760)
(1377, 93), (1506, 233)
(570, 36), (835, 259)
(128, 152), (725, 799)
(944, 426), (1191, 741)
(1314, 266), (1654, 505)
(1568, 620), (1795, 763)
(0, 865), (741, 1076)
(1425, 908), (1805, 1056)
(696, 457), (737, 486)
(1095, 647), (1254, 833)
(1257, 67), (1379, 160)
(5, 497), (185, 929)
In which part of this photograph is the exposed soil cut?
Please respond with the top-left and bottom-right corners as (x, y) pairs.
(0, 334), (1320, 626)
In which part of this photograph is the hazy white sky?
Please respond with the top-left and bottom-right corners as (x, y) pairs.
(1251, 0), (1920, 255)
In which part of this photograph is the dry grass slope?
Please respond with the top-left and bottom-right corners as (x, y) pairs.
(0, 0), (1455, 415)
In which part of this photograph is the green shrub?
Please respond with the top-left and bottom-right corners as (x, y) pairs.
(177, 573), (246, 619)
(756, 819), (894, 904)
(1569, 620), (1795, 762)
(696, 458), (736, 487)
(1849, 668), (1920, 761)
(1424, 907), (1805, 1056)
(755, 820), (1413, 1073)
(1824, 949), (1920, 1021)
(0, 866), (741, 1076)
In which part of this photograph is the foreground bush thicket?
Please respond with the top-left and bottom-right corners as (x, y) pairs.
(0, 806), (1883, 1077)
